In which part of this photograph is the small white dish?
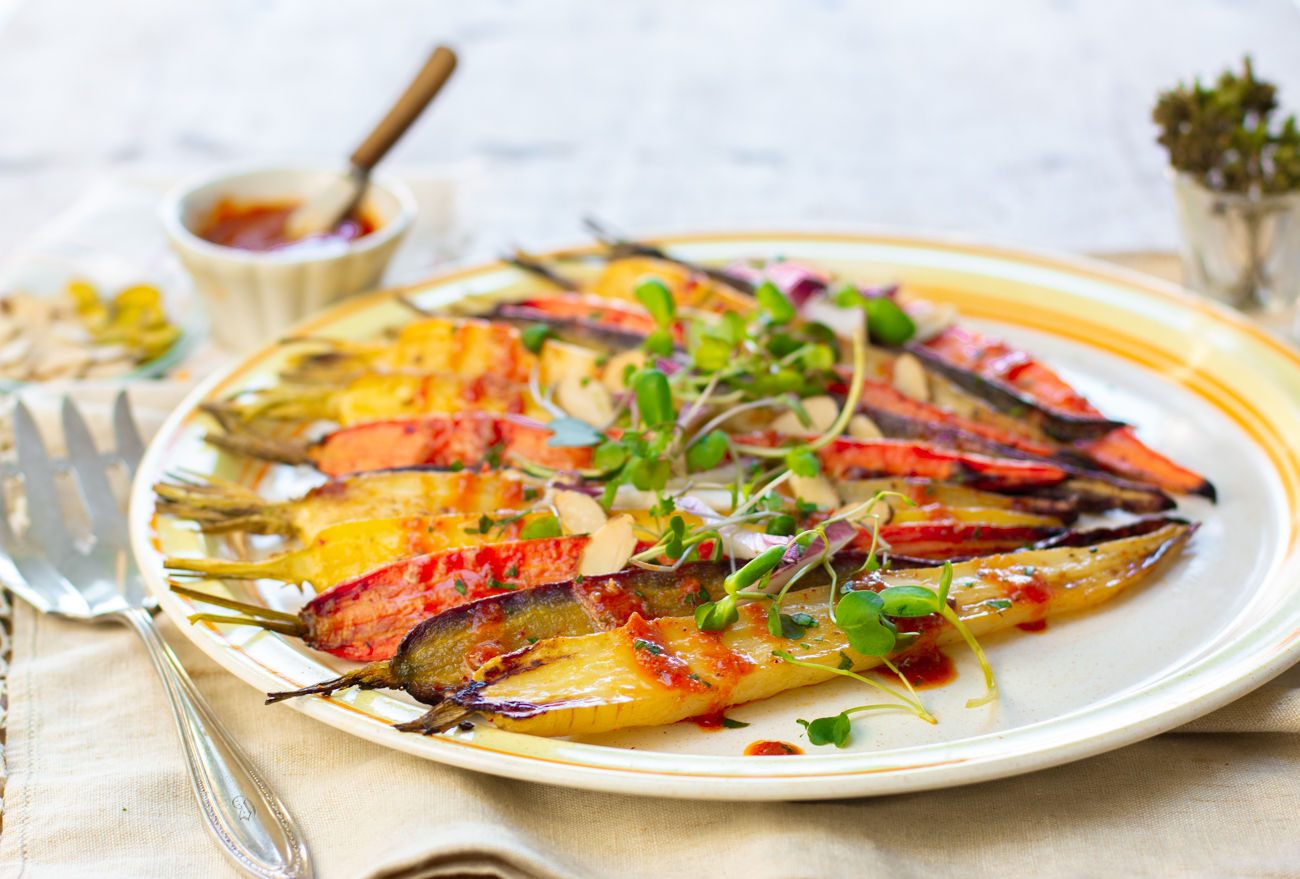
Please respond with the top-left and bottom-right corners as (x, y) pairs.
(159, 163), (417, 350)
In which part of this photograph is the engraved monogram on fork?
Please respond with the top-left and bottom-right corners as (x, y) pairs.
(233, 796), (257, 821)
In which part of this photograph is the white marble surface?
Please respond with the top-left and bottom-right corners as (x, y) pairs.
(1, 1), (1300, 268)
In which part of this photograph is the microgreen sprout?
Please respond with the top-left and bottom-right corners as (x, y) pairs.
(774, 649), (936, 748)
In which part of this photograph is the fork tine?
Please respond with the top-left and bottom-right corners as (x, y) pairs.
(3, 408), (91, 615)
(0, 497), (53, 613)
(113, 390), (145, 478)
(14, 402), (75, 566)
(62, 397), (128, 546)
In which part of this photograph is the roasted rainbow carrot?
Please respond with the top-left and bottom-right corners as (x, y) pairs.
(165, 511), (560, 590)
(205, 412), (593, 478)
(179, 535), (592, 662)
(910, 326), (1214, 498)
(407, 521), (1192, 736)
(281, 316), (537, 385)
(155, 468), (538, 540)
(262, 518), (1184, 707)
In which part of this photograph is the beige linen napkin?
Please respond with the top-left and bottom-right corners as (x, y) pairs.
(2, 605), (1299, 879)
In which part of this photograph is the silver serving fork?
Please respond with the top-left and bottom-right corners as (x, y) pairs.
(0, 393), (311, 879)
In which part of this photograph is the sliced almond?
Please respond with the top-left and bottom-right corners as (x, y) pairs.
(891, 352), (929, 402)
(555, 489), (609, 535)
(0, 336), (30, 367)
(539, 338), (601, 386)
(907, 302), (958, 343)
(601, 349), (646, 393)
(578, 513), (637, 576)
(556, 374), (614, 425)
(771, 395), (840, 435)
(788, 473), (841, 510)
(30, 345), (91, 380)
(848, 413), (884, 440)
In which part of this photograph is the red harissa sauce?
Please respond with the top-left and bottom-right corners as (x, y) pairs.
(198, 199), (377, 252)
(745, 741), (803, 756)
(878, 648), (957, 690)
(1017, 619), (1048, 632)
(689, 710), (726, 731)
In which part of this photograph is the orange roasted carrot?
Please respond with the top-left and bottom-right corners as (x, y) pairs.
(741, 434), (1069, 491)
(852, 377), (1068, 460)
(207, 412), (593, 477)
(914, 326), (1214, 499)
(1078, 427), (1214, 500)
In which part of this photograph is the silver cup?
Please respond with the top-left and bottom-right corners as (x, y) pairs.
(1170, 170), (1300, 314)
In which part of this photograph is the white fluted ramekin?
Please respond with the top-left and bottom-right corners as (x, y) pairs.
(160, 164), (417, 350)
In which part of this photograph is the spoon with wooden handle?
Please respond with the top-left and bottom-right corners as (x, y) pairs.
(285, 46), (458, 240)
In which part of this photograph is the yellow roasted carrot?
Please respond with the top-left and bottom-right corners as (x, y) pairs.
(425, 522), (1191, 737)
(166, 504), (704, 590)
(211, 372), (547, 425)
(154, 469), (539, 541)
(283, 317), (538, 384)
(165, 511), (559, 590)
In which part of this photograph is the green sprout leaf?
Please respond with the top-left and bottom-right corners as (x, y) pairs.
(833, 286), (915, 345)
(878, 585), (941, 618)
(546, 417), (604, 447)
(785, 447), (820, 477)
(519, 515), (562, 540)
(721, 717), (750, 729)
(664, 515), (688, 560)
(695, 596), (739, 631)
(834, 590), (896, 657)
(862, 296), (915, 345)
(756, 281), (795, 324)
(629, 456), (672, 492)
(768, 606), (810, 640)
(646, 329), (674, 357)
(521, 323), (553, 354)
(797, 712), (853, 748)
(686, 430), (728, 472)
(635, 279), (676, 328)
(592, 440), (629, 471)
(800, 343), (836, 372)
(719, 311), (747, 345)
(937, 561), (954, 607)
(765, 514), (796, 537)
(634, 369), (676, 426)
(694, 335), (732, 372)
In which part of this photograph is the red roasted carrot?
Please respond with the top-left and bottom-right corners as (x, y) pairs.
(922, 325), (1103, 418)
(869, 521), (1064, 560)
(182, 537), (592, 663)
(513, 294), (659, 335)
(732, 433), (1069, 491)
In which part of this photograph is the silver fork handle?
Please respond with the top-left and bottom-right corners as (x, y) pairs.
(117, 607), (312, 879)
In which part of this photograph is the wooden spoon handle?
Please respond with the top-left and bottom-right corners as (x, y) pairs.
(350, 46), (457, 172)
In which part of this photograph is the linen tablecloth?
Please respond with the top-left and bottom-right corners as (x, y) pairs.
(2, 603), (1299, 879)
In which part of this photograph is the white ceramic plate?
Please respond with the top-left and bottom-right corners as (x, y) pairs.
(129, 233), (1300, 800)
